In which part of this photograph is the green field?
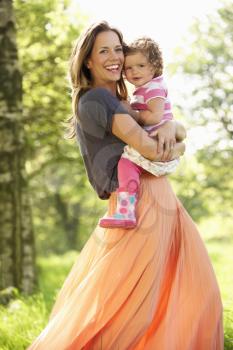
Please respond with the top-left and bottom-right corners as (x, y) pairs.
(0, 228), (232, 350)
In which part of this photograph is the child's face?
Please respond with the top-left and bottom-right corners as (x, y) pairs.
(124, 52), (156, 87)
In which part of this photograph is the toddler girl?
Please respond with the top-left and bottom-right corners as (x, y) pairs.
(99, 37), (183, 228)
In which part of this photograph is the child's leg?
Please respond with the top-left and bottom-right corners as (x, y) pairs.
(175, 121), (187, 142)
(118, 157), (143, 193)
(99, 158), (143, 229)
(171, 142), (185, 160)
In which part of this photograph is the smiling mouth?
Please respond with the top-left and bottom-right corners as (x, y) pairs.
(105, 64), (121, 73)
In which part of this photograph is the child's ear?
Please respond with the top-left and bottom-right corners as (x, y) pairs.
(152, 68), (157, 77)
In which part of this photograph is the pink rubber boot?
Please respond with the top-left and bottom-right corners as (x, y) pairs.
(99, 191), (137, 229)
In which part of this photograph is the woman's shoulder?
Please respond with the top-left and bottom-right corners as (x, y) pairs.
(79, 87), (127, 117)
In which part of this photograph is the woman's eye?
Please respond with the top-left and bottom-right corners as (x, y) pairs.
(100, 49), (108, 54)
(116, 47), (123, 52)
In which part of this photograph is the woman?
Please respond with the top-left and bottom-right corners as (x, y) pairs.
(29, 21), (223, 349)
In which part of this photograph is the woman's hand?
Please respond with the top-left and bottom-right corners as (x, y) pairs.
(149, 121), (177, 161)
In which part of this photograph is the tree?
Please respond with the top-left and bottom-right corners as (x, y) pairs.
(0, 0), (36, 294)
(14, 0), (103, 254)
(171, 1), (233, 220)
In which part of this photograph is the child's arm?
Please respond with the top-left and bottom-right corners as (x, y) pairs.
(138, 98), (165, 125)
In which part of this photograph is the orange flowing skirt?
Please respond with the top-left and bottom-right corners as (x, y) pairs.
(28, 175), (223, 350)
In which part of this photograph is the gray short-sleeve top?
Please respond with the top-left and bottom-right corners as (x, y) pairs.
(76, 87), (129, 199)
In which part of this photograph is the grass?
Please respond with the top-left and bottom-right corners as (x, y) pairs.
(0, 223), (232, 350)
(206, 240), (233, 349)
(0, 252), (77, 350)
(199, 216), (233, 350)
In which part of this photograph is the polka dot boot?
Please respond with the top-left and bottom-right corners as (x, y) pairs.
(99, 191), (137, 229)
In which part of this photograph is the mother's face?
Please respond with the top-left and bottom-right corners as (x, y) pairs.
(86, 31), (124, 87)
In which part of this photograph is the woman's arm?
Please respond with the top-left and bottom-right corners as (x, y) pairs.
(149, 120), (186, 160)
(112, 114), (185, 161)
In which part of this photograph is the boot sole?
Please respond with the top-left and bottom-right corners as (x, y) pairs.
(99, 220), (136, 229)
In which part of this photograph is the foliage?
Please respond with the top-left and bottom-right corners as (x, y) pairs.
(171, 1), (233, 221)
(14, 0), (105, 254)
(171, 157), (211, 221)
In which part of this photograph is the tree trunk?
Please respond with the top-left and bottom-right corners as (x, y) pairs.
(54, 192), (80, 250)
(0, 0), (36, 294)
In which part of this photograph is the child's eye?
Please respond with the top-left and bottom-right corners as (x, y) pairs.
(139, 64), (145, 68)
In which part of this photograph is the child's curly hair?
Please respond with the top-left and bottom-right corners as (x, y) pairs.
(125, 37), (163, 77)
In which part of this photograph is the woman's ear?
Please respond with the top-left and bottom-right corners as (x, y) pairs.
(85, 59), (91, 69)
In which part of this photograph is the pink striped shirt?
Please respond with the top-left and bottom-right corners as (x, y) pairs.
(130, 76), (173, 132)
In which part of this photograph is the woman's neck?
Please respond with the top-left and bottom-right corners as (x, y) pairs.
(93, 81), (117, 96)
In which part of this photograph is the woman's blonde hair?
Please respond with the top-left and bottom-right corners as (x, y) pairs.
(67, 21), (128, 138)
(125, 37), (163, 78)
